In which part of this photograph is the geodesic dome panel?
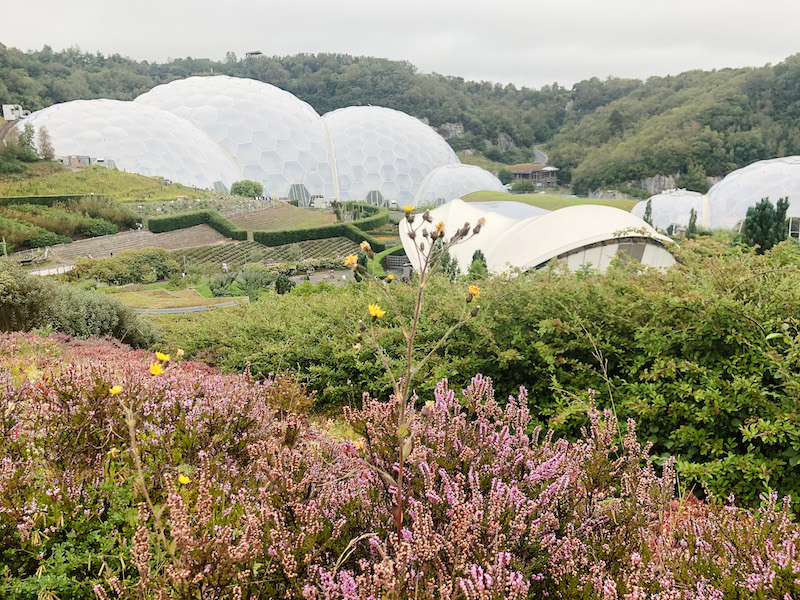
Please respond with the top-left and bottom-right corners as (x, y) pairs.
(323, 106), (459, 206)
(21, 99), (243, 190)
(135, 75), (335, 198)
(414, 164), (507, 207)
(631, 189), (706, 231)
(707, 156), (800, 228)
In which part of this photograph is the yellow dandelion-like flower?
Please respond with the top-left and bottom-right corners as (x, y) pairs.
(344, 254), (358, 268)
(368, 304), (386, 319)
(109, 447), (119, 457)
(385, 273), (395, 283)
(360, 241), (371, 252)
(435, 221), (446, 237)
(156, 352), (170, 362)
(178, 474), (190, 485)
(176, 348), (185, 359)
(353, 439), (364, 450)
(109, 385), (122, 396)
(150, 362), (164, 376)
(468, 285), (481, 298)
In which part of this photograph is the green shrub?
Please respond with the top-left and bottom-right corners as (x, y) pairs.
(28, 230), (72, 247)
(0, 260), (54, 331)
(146, 210), (247, 240)
(230, 179), (264, 197)
(69, 247), (181, 285)
(81, 218), (118, 237)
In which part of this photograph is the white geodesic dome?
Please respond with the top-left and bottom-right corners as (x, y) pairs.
(414, 164), (507, 207)
(632, 189), (707, 231)
(135, 75), (335, 198)
(20, 99), (243, 190)
(707, 156), (800, 228)
(323, 106), (459, 207)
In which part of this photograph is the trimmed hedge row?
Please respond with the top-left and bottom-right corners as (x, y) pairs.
(254, 222), (386, 252)
(253, 205), (389, 251)
(0, 194), (108, 207)
(146, 210), (247, 240)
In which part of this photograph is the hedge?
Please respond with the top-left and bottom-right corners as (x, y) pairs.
(253, 205), (389, 251)
(0, 194), (109, 207)
(146, 210), (247, 240)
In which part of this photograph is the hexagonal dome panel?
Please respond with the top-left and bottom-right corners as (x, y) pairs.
(414, 164), (508, 207)
(631, 189), (706, 231)
(135, 75), (335, 198)
(707, 156), (800, 228)
(21, 99), (242, 190)
(323, 106), (459, 206)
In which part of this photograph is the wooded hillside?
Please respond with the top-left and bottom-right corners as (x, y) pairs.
(2, 44), (799, 193)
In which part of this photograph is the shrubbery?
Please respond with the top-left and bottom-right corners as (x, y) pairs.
(2, 335), (800, 598)
(0, 260), (157, 347)
(146, 210), (247, 240)
(68, 247), (181, 286)
(159, 239), (800, 506)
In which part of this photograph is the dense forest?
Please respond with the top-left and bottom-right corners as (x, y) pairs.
(2, 43), (799, 194)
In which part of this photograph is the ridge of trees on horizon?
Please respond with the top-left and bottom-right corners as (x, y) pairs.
(2, 44), (799, 195)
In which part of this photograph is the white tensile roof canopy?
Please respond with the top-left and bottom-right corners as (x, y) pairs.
(400, 200), (676, 274)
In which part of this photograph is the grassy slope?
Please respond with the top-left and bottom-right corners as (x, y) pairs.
(110, 289), (246, 309)
(227, 204), (335, 231)
(0, 163), (212, 202)
(462, 190), (638, 212)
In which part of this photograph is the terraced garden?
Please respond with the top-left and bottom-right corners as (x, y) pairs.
(226, 203), (335, 231)
(175, 237), (361, 267)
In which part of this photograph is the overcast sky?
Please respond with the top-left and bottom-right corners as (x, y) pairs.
(5, 0), (800, 90)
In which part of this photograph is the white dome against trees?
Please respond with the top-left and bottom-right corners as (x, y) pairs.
(632, 189), (707, 231)
(134, 75), (336, 198)
(707, 156), (800, 228)
(22, 99), (243, 190)
(414, 164), (508, 207)
(322, 106), (460, 206)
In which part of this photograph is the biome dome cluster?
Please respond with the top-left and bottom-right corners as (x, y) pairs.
(633, 156), (800, 231)
(18, 75), (505, 206)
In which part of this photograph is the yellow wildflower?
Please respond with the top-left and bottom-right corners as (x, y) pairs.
(404, 206), (414, 213)
(385, 273), (395, 283)
(344, 254), (358, 268)
(178, 474), (190, 485)
(468, 285), (481, 298)
(109, 385), (122, 396)
(360, 241), (371, 252)
(156, 352), (170, 362)
(368, 304), (386, 319)
(353, 439), (364, 450)
(150, 362), (164, 376)
(435, 221), (446, 238)
(109, 447), (119, 457)
(176, 348), (185, 359)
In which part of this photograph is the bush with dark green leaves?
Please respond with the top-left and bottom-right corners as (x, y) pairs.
(230, 179), (264, 197)
(740, 196), (789, 253)
(68, 247), (181, 285)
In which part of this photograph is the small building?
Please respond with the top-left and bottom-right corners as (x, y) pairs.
(508, 163), (559, 188)
(2, 104), (30, 121)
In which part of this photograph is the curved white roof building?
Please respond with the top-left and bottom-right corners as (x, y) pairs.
(22, 99), (242, 190)
(707, 156), (800, 228)
(632, 189), (708, 230)
(400, 200), (676, 274)
(135, 75), (335, 198)
(322, 106), (460, 206)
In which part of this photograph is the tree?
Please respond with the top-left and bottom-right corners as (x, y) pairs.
(230, 180), (264, 197)
(643, 199), (653, 226)
(511, 179), (536, 193)
(677, 162), (710, 194)
(740, 197), (790, 254)
(275, 273), (296, 295)
(36, 125), (55, 161)
(16, 123), (38, 161)
(497, 168), (514, 185)
(686, 208), (698, 239)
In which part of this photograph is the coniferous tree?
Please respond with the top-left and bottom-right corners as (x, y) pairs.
(741, 197), (790, 253)
(643, 199), (653, 226)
